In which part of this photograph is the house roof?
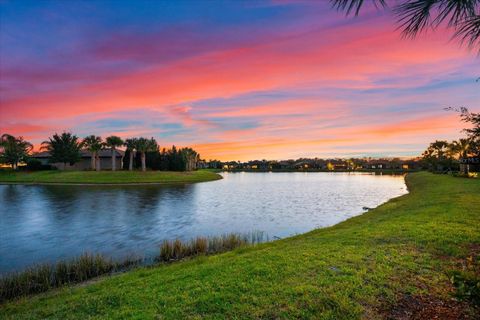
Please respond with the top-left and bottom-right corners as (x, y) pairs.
(33, 148), (124, 159)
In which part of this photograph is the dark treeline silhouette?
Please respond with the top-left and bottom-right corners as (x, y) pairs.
(422, 108), (480, 173)
(123, 145), (200, 171)
(0, 131), (201, 172)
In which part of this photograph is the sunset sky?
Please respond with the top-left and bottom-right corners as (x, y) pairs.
(0, 0), (478, 161)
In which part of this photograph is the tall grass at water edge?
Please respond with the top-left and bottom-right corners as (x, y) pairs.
(1, 231), (266, 303)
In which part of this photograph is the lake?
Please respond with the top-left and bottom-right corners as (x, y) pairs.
(0, 172), (407, 274)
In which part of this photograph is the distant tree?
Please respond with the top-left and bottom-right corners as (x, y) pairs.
(332, 0), (480, 52)
(446, 107), (480, 139)
(422, 140), (457, 171)
(0, 134), (33, 170)
(124, 138), (138, 171)
(450, 138), (472, 159)
(105, 136), (124, 171)
(469, 137), (480, 156)
(41, 132), (82, 170)
(158, 148), (170, 170)
(181, 148), (200, 171)
(167, 145), (181, 171)
(82, 135), (103, 171)
(135, 137), (158, 172)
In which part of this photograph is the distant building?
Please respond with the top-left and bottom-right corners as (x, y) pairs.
(222, 161), (239, 170)
(197, 160), (208, 169)
(33, 149), (124, 170)
(459, 157), (480, 174)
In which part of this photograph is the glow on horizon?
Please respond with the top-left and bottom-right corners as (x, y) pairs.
(0, 1), (478, 161)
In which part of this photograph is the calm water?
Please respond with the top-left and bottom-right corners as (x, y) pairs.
(0, 172), (407, 273)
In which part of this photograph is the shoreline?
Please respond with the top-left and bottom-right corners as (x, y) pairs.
(1, 173), (479, 318)
(0, 170), (223, 186)
(0, 179), (223, 186)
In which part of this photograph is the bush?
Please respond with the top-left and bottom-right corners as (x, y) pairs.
(25, 159), (53, 171)
(448, 254), (480, 305)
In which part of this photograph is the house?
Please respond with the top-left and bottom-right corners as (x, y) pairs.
(276, 160), (294, 170)
(222, 161), (239, 170)
(326, 159), (347, 170)
(365, 159), (389, 169)
(33, 149), (124, 170)
(246, 160), (269, 170)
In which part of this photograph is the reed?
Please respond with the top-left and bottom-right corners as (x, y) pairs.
(0, 253), (141, 303)
(158, 231), (266, 262)
(1, 232), (266, 302)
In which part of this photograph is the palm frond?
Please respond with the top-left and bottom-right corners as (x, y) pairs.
(394, 0), (438, 38)
(395, 0), (480, 39)
(455, 14), (480, 51)
(434, 0), (479, 27)
(331, 0), (387, 16)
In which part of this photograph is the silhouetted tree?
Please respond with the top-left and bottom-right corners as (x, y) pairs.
(135, 137), (158, 171)
(82, 135), (103, 171)
(105, 136), (124, 171)
(181, 148), (200, 171)
(450, 107), (480, 139)
(450, 138), (472, 158)
(41, 132), (82, 170)
(0, 134), (33, 170)
(124, 138), (138, 171)
(422, 140), (457, 171)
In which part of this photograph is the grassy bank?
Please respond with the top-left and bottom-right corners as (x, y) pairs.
(0, 169), (222, 184)
(1, 173), (479, 319)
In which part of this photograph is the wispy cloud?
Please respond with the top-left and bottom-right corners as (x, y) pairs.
(0, 0), (477, 160)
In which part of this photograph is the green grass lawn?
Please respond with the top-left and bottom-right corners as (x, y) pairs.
(0, 169), (222, 184)
(1, 172), (479, 319)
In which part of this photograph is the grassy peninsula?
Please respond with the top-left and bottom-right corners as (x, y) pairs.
(0, 169), (222, 185)
(1, 173), (479, 319)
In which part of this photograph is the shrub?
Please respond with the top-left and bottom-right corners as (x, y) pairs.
(25, 159), (52, 171)
(448, 254), (480, 305)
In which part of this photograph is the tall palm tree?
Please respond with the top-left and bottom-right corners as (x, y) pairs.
(181, 148), (199, 171)
(332, 0), (480, 52)
(41, 132), (82, 170)
(105, 136), (124, 171)
(124, 138), (138, 171)
(135, 137), (158, 172)
(82, 135), (103, 170)
(0, 134), (33, 170)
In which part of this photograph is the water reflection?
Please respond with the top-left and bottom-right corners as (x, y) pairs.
(0, 172), (407, 273)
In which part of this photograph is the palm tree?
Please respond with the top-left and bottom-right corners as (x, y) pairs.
(124, 138), (138, 171)
(450, 138), (472, 159)
(181, 148), (199, 171)
(82, 135), (103, 170)
(332, 0), (480, 52)
(135, 137), (158, 172)
(105, 136), (124, 171)
(0, 134), (33, 170)
(41, 132), (82, 170)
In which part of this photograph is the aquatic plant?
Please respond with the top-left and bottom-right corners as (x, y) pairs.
(0, 232), (267, 303)
(0, 253), (140, 303)
(158, 231), (266, 262)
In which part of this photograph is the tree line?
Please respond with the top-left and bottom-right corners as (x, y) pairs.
(421, 108), (480, 172)
(0, 132), (200, 172)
